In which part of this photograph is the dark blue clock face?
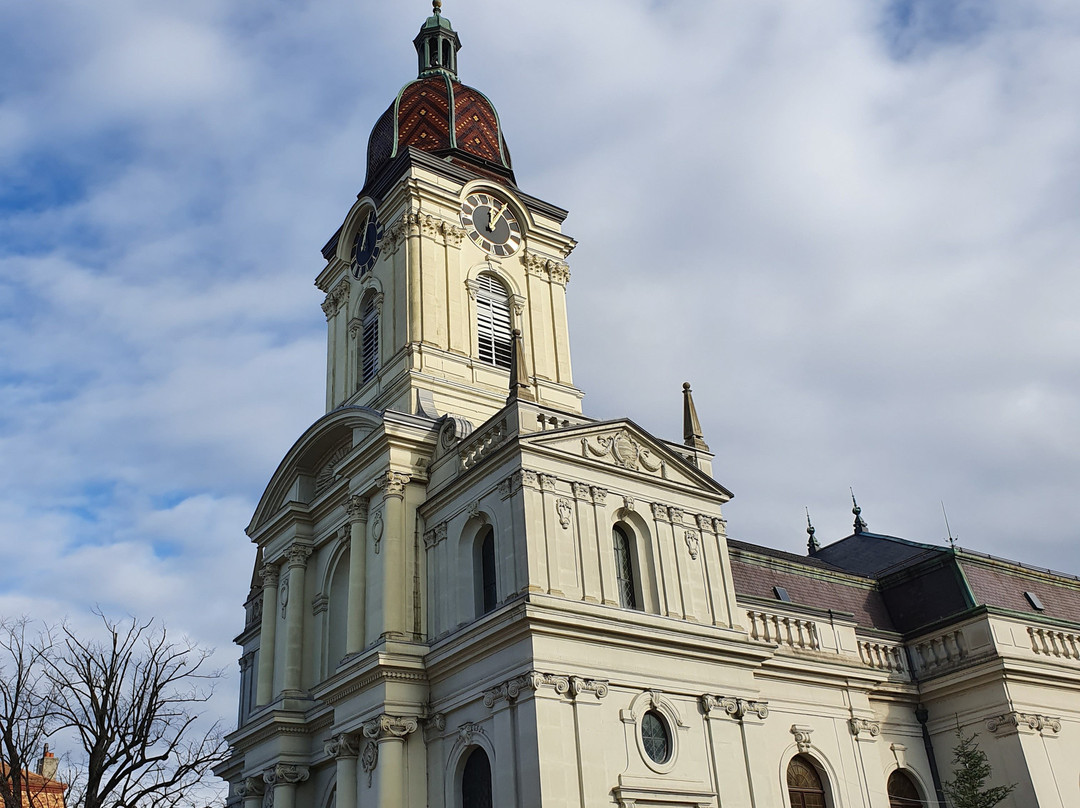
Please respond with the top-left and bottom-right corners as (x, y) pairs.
(351, 211), (382, 278)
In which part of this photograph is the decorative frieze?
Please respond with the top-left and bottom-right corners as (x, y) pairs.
(684, 531), (700, 560)
(791, 724), (814, 753)
(986, 712), (1061, 735)
(583, 430), (664, 475)
(700, 695), (770, 721)
(423, 522), (448, 549)
(849, 718), (881, 738)
(556, 499), (573, 529)
(371, 509), (384, 554)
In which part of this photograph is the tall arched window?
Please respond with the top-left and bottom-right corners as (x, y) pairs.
(887, 770), (921, 808)
(360, 297), (379, 384)
(475, 274), (512, 369)
(461, 748), (493, 808)
(477, 527), (497, 615)
(787, 755), (827, 808)
(613, 525), (640, 610)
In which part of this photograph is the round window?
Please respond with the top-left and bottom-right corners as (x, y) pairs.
(641, 710), (671, 764)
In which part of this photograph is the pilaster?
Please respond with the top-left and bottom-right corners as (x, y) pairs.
(255, 563), (280, 705)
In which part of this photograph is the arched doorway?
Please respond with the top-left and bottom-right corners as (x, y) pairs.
(461, 747), (493, 808)
(787, 755), (827, 808)
(888, 769), (922, 808)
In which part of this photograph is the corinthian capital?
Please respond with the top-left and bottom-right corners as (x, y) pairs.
(346, 495), (369, 523)
(272, 763), (309, 785)
(362, 714), (419, 741)
(286, 543), (313, 568)
(259, 563), (280, 588)
(326, 733), (359, 758)
(378, 471), (411, 498)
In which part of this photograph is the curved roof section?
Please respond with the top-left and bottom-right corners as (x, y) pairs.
(365, 75), (513, 188)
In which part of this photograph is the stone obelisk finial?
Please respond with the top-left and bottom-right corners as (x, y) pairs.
(682, 382), (709, 451)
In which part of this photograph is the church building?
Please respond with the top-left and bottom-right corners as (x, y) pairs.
(216, 6), (1080, 807)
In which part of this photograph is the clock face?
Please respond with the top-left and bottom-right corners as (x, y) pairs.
(351, 210), (382, 278)
(460, 192), (522, 257)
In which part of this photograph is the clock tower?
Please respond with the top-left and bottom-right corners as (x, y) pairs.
(317, 1), (582, 424)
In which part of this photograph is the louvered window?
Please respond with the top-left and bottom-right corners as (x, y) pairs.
(475, 274), (512, 369)
(361, 299), (379, 384)
(614, 525), (639, 610)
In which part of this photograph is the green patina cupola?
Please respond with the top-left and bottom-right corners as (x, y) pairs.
(414, 1), (461, 78)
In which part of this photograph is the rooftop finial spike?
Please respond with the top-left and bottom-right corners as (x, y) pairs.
(507, 328), (535, 404)
(850, 488), (868, 534)
(806, 508), (820, 554)
(682, 382), (710, 451)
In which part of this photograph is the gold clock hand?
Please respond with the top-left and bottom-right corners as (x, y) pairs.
(359, 221), (370, 253)
(487, 203), (502, 232)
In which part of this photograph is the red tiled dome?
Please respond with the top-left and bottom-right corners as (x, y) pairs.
(366, 75), (513, 187)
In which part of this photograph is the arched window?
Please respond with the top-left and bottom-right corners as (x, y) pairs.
(477, 527), (497, 615)
(787, 755), (827, 808)
(360, 297), (379, 384)
(475, 274), (512, 369)
(887, 770), (922, 808)
(613, 525), (639, 610)
(461, 747), (493, 808)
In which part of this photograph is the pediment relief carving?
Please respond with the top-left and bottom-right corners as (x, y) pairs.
(583, 429), (666, 476)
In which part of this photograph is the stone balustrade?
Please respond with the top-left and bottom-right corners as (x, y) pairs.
(745, 610), (821, 651)
(909, 629), (968, 674)
(1028, 626), (1080, 660)
(858, 639), (906, 673)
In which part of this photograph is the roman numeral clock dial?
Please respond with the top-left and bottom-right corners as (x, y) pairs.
(460, 192), (522, 257)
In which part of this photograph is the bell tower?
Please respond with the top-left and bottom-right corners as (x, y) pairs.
(316, 2), (582, 424)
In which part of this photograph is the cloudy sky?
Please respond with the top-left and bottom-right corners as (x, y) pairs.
(2, 0), (1079, 737)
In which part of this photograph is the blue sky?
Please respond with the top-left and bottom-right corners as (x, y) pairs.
(2, 0), (1080, 768)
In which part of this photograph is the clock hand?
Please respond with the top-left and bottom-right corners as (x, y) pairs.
(487, 203), (502, 232)
(359, 222), (370, 254)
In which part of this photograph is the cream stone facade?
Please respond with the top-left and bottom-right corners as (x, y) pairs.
(217, 7), (1080, 808)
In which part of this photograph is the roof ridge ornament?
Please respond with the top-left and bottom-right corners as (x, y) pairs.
(806, 508), (820, 554)
(850, 488), (868, 534)
(682, 382), (709, 451)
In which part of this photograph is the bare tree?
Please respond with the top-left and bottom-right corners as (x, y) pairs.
(0, 617), (58, 808)
(44, 613), (228, 808)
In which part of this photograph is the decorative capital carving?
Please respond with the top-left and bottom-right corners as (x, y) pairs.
(591, 486), (607, 505)
(986, 712), (1061, 735)
(362, 714), (419, 742)
(701, 695), (769, 721)
(650, 502), (668, 521)
(424, 522), (448, 549)
(269, 764), (309, 786)
(322, 278), (350, 320)
(239, 776), (265, 798)
(571, 482), (592, 501)
(684, 530), (700, 560)
(669, 507), (684, 524)
(325, 733), (358, 759)
(259, 563), (280, 588)
(379, 471), (410, 498)
(791, 724), (814, 753)
(346, 495), (369, 523)
(539, 473), (558, 491)
(569, 676), (610, 700)
(285, 543), (312, 569)
(849, 718), (881, 738)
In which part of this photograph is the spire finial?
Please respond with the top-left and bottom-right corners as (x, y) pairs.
(850, 488), (868, 534)
(806, 508), (820, 554)
(682, 382), (710, 451)
(507, 328), (535, 404)
(433, 0), (442, 15)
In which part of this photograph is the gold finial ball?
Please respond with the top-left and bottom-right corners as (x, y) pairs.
(433, 0), (442, 14)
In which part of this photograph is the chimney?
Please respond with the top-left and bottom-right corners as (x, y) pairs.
(37, 744), (58, 782)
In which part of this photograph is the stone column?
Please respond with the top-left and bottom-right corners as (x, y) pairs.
(379, 473), (410, 639)
(346, 495), (369, 655)
(327, 734), (359, 808)
(363, 714), (419, 808)
(255, 563), (280, 705)
(239, 776), (264, 808)
(282, 544), (312, 694)
(264, 764), (309, 808)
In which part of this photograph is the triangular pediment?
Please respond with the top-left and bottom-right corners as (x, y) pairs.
(520, 419), (732, 500)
